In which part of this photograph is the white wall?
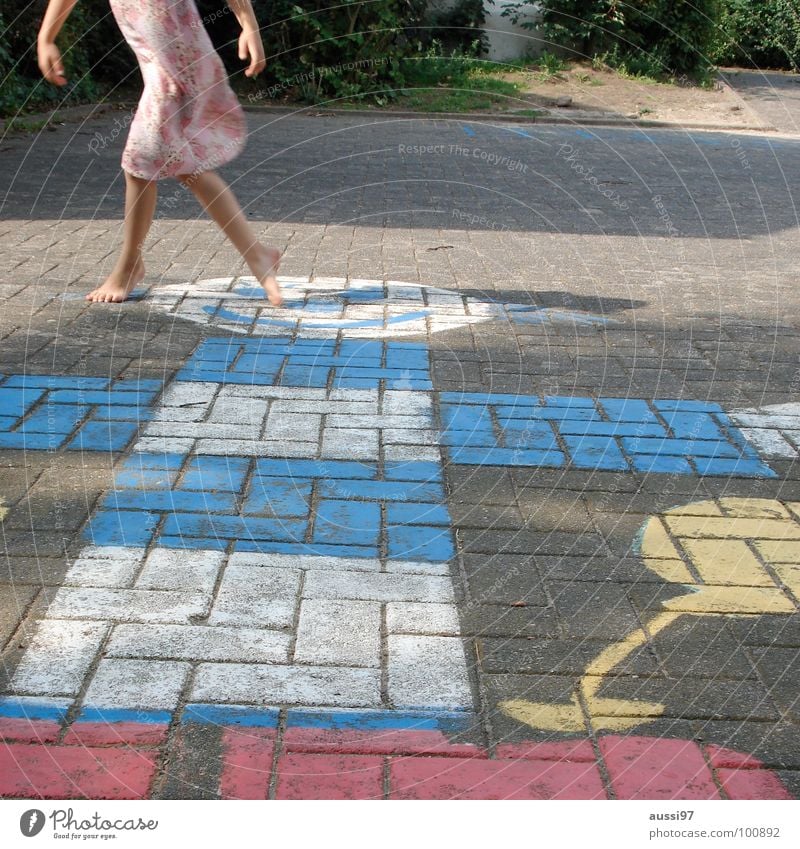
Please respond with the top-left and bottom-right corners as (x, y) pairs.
(483, 2), (545, 63)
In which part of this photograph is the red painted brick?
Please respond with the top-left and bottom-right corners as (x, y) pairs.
(276, 753), (384, 800)
(0, 718), (61, 743)
(599, 736), (719, 800)
(219, 728), (275, 800)
(0, 743), (157, 799)
(495, 739), (596, 762)
(704, 744), (762, 770)
(717, 768), (793, 800)
(390, 756), (606, 799)
(283, 727), (484, 757)
(62, 722), (168, 747)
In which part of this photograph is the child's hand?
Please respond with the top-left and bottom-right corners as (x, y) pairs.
(38, 40), (67, 86)
(238, 27), (266, 77)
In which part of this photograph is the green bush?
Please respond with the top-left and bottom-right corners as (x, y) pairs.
(500, 0), (721, 78)
(713, 0), (800, 70)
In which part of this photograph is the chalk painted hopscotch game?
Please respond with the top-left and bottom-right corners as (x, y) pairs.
(1, 275), (798, 738)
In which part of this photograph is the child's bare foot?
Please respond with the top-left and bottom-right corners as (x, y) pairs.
(249, 245), (283, 306)
(86, 257), (144, 303)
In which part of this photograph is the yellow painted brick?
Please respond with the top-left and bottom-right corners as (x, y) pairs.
(641, 558), (693, 583)
(753, 540), (800, 565)
(773, 564), (800, 600)
(721, 498), (791, 520)
(665, 500), (722, 517)
(661, 585), (795, 615)
(639, 518), (682, 560)
(680, 538), (775, 586)
(667, 516), (800, 540)
(783, 502), (800, 523)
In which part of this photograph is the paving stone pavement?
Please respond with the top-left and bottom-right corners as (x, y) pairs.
(1, 111), (799, 799)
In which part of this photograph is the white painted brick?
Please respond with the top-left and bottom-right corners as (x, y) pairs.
(382, 391), (433, 416)
(191, 663), (381, 707)
(272, 400), (377, 415)
(737, 428), (798, 459)
(106, 624), (290, 662)
(388, 635), (471, 709)
(303, 571), (453, 603)
(144, 422), (262, 439)
(228, 551), (381, 572)
(328, 389), (379, 402)
(385, 560), (452, 576)
(136, 549), (225, 593)
(294, 600), (381, 667)
(223, 386), (325, 400)
(382, 428), (439, 445)
(160, 382), (218, 407)
(321, 428), (379, 459)
(77, 546), (142, 562)
(731, 414), (800, 429)
(47, 587), (210, 624)
(209, 562), (300, 627)
(83, 659), (190, 710)
(325, 414), (433, 429)
(386, 603), (460, 635)
(133, 437), (195, 454)
(152, 406), (208, 422)
(207, 397), (269, 426)
(11, 620), (109, 696)
(64, 557), (140, 588)
(195, 439), (317, 457)
(264, 412), (322, 441)
(383, 445), (441, 463)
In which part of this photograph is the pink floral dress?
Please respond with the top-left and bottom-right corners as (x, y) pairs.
(108, 0), (247, 180)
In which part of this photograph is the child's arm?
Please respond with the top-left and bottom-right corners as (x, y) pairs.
(37, 0), (77, 86)
(225, 1), (266, 78)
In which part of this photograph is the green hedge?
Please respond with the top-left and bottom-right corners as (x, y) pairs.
(0, 1), (434, 117)
(713, 0), (800, 70)
(501, 0), (721, 78)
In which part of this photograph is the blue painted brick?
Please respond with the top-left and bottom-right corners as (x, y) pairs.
(162, 513), (306, 542)
(385, 350), (429, 370)
(280, 366), (330, 388)
(653, 399), (724, 413)
(598, 399), (659, 423)
(0, 416), (16, 430)
(3, 375), (109, 390)
(659, 412), (726, 440)
(0, 387), (44, 418)
(440, 392), (540, 407)
(255, 459), (376, 480)
(630, 454), (694, 475)
(440, 430), (498, 448)
(114, 468), (178, 489)
(181, 456), (250, 492)
(387, 525), (454, 562)
(157, 535), (230, 551)
(313, 499), (380, 546)
(318, 479), (444, 502)
(113, 379), (163, 392)
(231, 354), (287, 373)
(243, 479), (312, 516)
(85, 509), (158, 547)
(386, 377), (432, 390)
(384, 461), (442, 482)
(92, 405), (154, 422)
(502, 429), (559, 450)
(339, 340), (384, 359)
(692, 457), (777, 478)
(387, 503), (451, 527)
(121, 453), (186, 471)
(67, 421), (138, 452)
(543, 395), (596, 408)
(557, 420), (667, 438)
(447, 447), (566, 467)
(440, 405), (493, 431)
(19, 405), (89, 434)
(48, 390), (155, 406)
(0, 431), (67, 450)
(189, 343), (242, 364)
(102, 489), (237, 513)
(495, 405), (599, 422)
(622, 437), (742, 458)
(563, 435), (628, 471)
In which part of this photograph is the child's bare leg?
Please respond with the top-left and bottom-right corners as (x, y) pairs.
(87, 171), (156, 303)
(177, 169), (282, 306)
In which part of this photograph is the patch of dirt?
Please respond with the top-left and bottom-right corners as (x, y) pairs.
(498, 62), (769, 129)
